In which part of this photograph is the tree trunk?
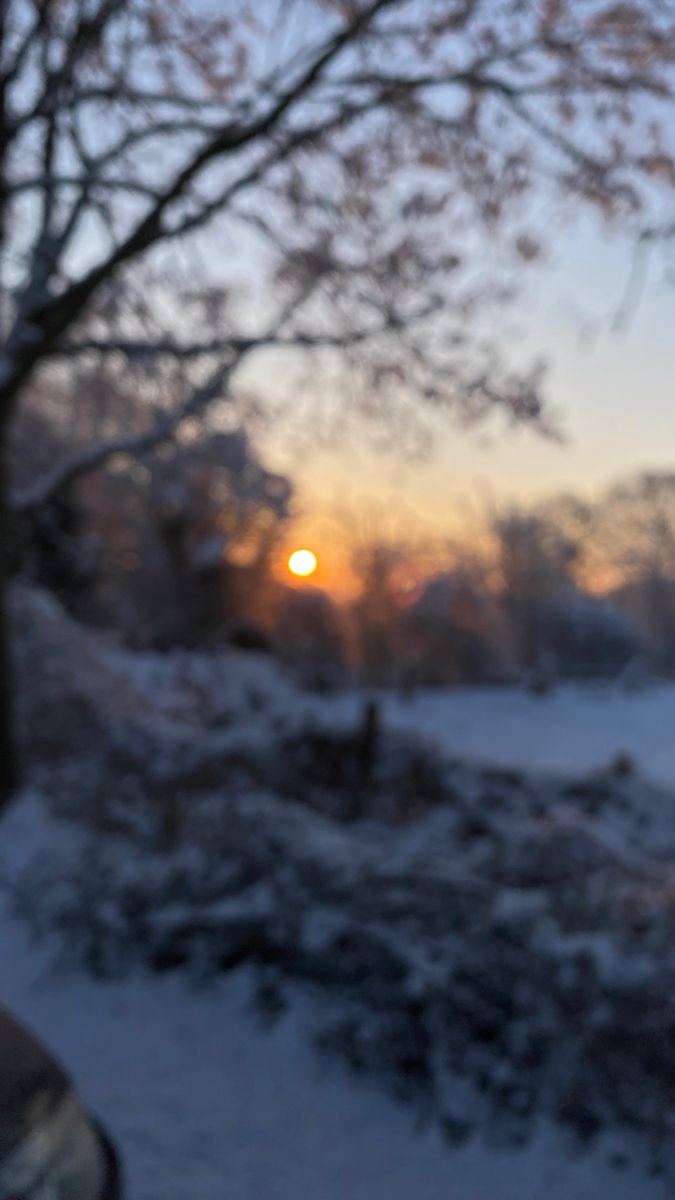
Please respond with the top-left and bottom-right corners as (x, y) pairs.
(0, 12), (17, 807)
(0, 424), (18, 808)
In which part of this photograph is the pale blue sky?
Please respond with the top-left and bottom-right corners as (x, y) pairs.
(271, 213), (675, 548)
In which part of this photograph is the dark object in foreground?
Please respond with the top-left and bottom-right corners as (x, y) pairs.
(0, 1006), (121, 1199)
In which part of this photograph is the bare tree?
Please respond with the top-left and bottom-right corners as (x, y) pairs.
(493, 508), (580, 667)
(1, 0), (675, 799)
(589, 473), (675, 669)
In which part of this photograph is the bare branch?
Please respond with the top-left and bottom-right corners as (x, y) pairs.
(11, 354), (241, 515)
(13, 284), (442, 513)
(52, 300), (440, 361)
(7, 175), (165, 199)
(4, 0), (675, 474)
(1, 0), (402, 411)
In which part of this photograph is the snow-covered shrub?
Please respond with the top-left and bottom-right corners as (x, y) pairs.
(10, 581), (297, 839)
(275, 709), (448, 823)
(13, 750), (675, 1173)
(535, 592), (647, 680)
(403, 572), (512, 686)
(11, 581), (675, 1172)
(11, 581), (458, 844)
(11, 583), (130, 762)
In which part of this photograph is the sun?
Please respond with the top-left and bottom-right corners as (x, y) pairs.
(288, 548), (318, 578)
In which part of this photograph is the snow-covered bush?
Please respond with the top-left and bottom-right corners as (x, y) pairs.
(13, 760), (675, 1174)
(530, 592), (647, 681)
(10, 581), (675, 1175)
(404, 572), (512, 686)
(11, 583), (130, 762)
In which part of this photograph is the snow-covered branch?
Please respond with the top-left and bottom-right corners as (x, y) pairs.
(10, 354), (240, 516)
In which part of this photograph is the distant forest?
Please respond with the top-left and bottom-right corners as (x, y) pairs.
(12, 388), (675, 690)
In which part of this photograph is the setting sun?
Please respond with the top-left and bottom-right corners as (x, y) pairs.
(288, 548), (318, 578)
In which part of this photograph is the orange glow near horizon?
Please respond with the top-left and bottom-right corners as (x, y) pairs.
(288, 548), (318, 578)
(272, 536), (356, 597)
(272, 516), (625, 606)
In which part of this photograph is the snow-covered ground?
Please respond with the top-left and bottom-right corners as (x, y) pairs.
(6, 589), (675, 1199)
(2, 799), (668, 1200)
(347, 683), (675, 785)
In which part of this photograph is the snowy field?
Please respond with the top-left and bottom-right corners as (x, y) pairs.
(351, 683), (675, 786)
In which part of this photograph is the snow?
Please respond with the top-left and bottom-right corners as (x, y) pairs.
(1, 797), (668, 1200)
(7, 587), (675, 1199)
(352, 683), (675, 786)
(3, 790), (674, 1200)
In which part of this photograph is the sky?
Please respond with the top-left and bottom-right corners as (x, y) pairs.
(262, 213), (675, 592)
(45, 0), (675, 598)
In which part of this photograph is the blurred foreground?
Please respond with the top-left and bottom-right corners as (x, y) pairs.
(4, 584), (675, 1196)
